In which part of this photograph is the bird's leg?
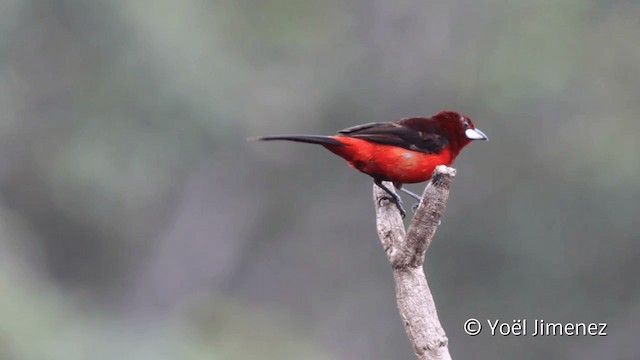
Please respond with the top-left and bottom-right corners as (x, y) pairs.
(397, 187), (421, 201)
(394, 182), (421, 213)
(374, 179), (406, 218)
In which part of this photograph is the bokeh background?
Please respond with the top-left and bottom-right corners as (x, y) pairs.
(1, 0), (639, 359)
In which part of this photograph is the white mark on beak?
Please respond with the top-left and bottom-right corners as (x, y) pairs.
(465, 128), (488, 140)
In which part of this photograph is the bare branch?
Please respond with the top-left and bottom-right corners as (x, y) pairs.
(373, 165), (456, 360)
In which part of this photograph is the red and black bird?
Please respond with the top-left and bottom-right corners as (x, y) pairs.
(255, 110), (487, 217)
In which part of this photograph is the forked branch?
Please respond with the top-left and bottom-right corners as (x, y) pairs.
(373, 165), (456, 360)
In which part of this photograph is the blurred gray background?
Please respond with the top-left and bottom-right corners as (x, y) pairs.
(1, 0), (639, 359)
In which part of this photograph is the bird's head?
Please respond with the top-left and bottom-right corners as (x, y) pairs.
(432, 110), (488, 149)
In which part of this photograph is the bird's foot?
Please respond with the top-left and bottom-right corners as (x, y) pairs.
(374, 179), (407, 218)
(378, 195), (406, 218)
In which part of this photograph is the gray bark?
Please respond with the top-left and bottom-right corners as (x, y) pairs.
(373, 165), (456, 360)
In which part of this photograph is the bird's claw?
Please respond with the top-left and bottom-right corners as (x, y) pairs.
(411, 202), (420, 213)
(398, 204), (406, 219)
(379, 196), (406, 218)
(378, 196), (391, 207)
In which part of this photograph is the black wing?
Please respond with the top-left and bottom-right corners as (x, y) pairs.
(337, 118), (448, 154)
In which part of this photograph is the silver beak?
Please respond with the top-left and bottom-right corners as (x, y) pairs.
(465, 128), (488, 140)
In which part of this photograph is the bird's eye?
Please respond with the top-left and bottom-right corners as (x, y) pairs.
(459, 114), (470, 129)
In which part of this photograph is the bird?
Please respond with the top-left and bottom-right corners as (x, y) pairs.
(254, 110), (487, 217)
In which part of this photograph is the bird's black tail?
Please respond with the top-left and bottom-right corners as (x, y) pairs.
(251, 135), (345, 146)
